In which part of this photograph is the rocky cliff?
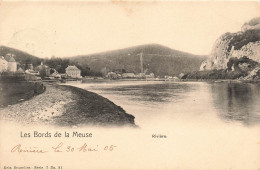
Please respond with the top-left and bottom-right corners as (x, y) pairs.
(201, 17), (260, 71)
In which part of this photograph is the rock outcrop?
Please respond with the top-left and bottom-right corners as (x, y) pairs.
(230, 42), (260, 63)
(241, 17), (260, 32)
(201, 17), (260, 71)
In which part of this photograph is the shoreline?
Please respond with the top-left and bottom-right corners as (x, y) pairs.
(0, 82), (136, 127)
(79, 78), (260, 84)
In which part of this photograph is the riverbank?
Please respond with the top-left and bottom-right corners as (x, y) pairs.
(0, 82), (136, 127)
(0, 81), (45, 107)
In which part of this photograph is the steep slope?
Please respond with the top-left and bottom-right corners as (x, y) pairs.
(70, 44), (206, 76)
(201, 17), (260, 70)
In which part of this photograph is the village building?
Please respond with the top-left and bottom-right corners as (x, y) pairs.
(136, 73), (145, 78)
(26, 63), (34, 70)
(24, 69), (41, 81)
(17, 68), (25, 74)
(122, 73), (136, 78)
(65, 65), (82, 78)
(7, 56), (17, 72)
(0, 56), (8, 72)
(145, 73), (155, 78)
(106, 72), (118, 79)
(35, 62), (51, 77)
(0, 54), (17, 72)
(50, 68), (61, 79)
(25, 69), (39, 76)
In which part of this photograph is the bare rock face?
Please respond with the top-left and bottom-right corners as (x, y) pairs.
(201, 17), (260, 71)
(230, 42), (260, 63)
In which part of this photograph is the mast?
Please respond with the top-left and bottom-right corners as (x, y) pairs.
(140, 52), (143, 73)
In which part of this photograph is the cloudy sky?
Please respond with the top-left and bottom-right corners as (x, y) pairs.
(0, 1), (259, 58)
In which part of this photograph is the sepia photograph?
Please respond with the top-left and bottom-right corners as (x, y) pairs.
(0, 1), (260, 169)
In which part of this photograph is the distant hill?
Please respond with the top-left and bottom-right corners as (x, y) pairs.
(0, 46), (41, 66)
(0, 44), (207, 76)
(70, 44), (207, 76)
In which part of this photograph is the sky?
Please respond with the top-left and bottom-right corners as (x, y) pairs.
(0, 1), (259, 58)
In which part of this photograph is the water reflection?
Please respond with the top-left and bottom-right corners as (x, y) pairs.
(210, 82), (260, 125)
(101, 83), (192, 103)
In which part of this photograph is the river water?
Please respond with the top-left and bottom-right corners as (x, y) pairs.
(66, 80), (260, 128)
(64, 81), (260, 169)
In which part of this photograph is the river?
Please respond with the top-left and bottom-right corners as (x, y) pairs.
(63, 81), (260, 169)
(66, 80), (260, 128)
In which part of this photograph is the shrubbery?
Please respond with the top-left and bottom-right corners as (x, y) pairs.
(183, 56), (259, 80)
(183, 69), (248, 80)
(227, 29), (260, 51)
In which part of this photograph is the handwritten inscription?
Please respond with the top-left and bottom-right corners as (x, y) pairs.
(11, 144), (47, 153)
(11, 143), (116, 154)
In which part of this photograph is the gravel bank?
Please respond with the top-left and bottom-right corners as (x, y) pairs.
(0, 83), (136, 127)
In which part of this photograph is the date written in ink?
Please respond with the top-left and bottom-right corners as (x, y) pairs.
(10, 142), (117, 153)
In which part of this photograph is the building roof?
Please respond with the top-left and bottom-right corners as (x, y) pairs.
(17, 68), (25, 73)
(5, 53), (16, 62)
(36, 62), (50, 69)
(8, 56), (16, 62)
(66, 65), (80, 71)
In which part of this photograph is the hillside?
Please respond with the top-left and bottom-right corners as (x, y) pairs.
(70, 44), (206, 77)
(0, 46), (41, 67)
(201, 17), (260, 70)
(0, 46), (76, 74)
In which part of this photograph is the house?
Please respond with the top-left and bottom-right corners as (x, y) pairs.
(25, 69), (39, 76)
(7, 56), (17, 72)
(35, 62), (51, 77)
(136, 73), (145, 78)
(26, 63), (34, 70)
(65, 65), (82, 78)
(5, 53), (17, 72)
(0, 54), (17, 72)
(145, 73), (155, 78)
(0, 56), (8, 72)
(106, 72), (118, 79)
(17, 68), (25, 74)
(50, 69), (61, 79)
(122, 73), (136, 78)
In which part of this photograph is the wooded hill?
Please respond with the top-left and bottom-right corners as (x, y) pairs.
(0, 46), (41, 67)
(70, 44), (207, 77)
(1, 44), (207, 77)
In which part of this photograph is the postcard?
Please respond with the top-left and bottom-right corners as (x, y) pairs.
(0, 1), (260, 169)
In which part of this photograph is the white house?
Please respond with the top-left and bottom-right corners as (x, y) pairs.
(122, 73), (136, 78)
(65, 65), (82, 78)
(0, 56), (8, 72)
(7, 56), (17, 72)
(0, 54), (17, 72)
